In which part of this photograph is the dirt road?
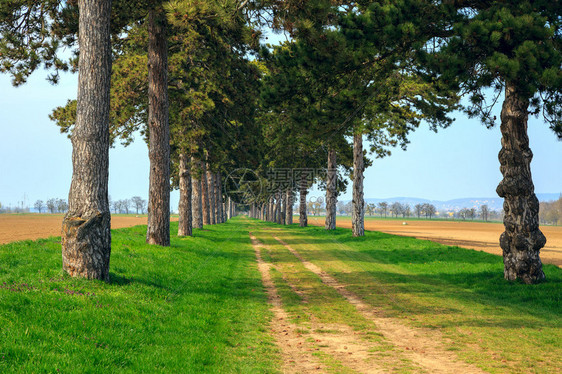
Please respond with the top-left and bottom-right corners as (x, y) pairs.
(304, 216), (562, 267)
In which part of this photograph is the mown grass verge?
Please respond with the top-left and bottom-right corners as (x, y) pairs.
(0, 220), (279, 373)
(250, 219), (562, 374)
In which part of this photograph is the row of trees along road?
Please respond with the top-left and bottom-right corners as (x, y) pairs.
(2, 1), (561, 284)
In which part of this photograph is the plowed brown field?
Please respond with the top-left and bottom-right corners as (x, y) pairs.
(3, 214), (561, 267)
(304, 216), (562, 267)
(0, 214), (178, 244)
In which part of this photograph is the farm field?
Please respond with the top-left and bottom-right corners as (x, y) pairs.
(0, 214), (178, 245)
(303, 216), (562, 267)
(1, 217), (560, 373)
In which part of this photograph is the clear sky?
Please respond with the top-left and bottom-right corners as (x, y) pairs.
(1, 67), (561, 210)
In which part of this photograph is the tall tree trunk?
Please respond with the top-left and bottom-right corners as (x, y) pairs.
(215, 173), (221, 222)
(227, 197), (232, 220)
(207, 171), (216, 225)
(62, 0), (112, 281)
(276, 191), (283, 224)
(280, 191), (286, 225)
(146, 8), (170, 246)
(325, 149), (337, 230)
(266, 199), (270, 221)
(497, 82), (545, 284)
(352, 133), (365, 237)
(265, 200), (268, 221)
(299, 175), (308, 227)
(201, 161), (211, 225)
(215, 173), (222, 224)
(178, 153), (192, 236)
(220, 176), (226, 222)
(191, 157), (203, 229)
(285, 188), (293, 225)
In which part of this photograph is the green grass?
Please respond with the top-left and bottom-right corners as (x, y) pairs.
(256, 221), (562, 373)
(0, 220), (280, 373)
(253, 226), (421, 373)
(2, 216), (561, 373)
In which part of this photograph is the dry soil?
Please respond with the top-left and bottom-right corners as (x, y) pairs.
(304, 216), (562, 267)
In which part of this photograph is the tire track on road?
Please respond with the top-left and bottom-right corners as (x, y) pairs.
(272, 234), (487, 374)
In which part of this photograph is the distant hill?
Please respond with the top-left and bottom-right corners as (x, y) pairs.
(359, 193), (561, 212)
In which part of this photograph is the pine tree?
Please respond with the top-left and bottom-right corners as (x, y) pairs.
(427, 1), (562, 283)
(62, 0), (113, 280)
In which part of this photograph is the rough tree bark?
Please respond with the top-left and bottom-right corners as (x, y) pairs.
(264, 201), (268, 221)
(352, 133), (365, 237)
(496, 82), (546, 284)
(178, 153), (192, 236)
(213, 174), (218, 223)
(191, 157), (203, 229)
(226, 198), (230, 219)
(146, 7), (170, 246)
(62, 0), (112, 281)
(201, 161), (211, 225)
(285, 188), (293, 225)
(207, 170), (216, 225)
(266, 198), (271, 221)
(280, 191), (286, 225)
(325, 149), (337, 230)
(299, 174), (308, 227)
(212, 172), (219, 223)
(276, 191), (283, 224)
(216, 173), (223, 223)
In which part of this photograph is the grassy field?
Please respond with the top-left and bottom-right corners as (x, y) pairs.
(0, 220), (279, 373)
(1, 217), (561, 373)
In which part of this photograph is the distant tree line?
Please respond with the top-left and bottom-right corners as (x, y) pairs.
(335, 201), (438, 219)
(539, 196), (562, 225)
(0, 196), (147, 215)
(0, 201), (30, 214)
(31, 198), (68, 214)
(333, 200), (503, 221)
(109, 196), (147, 215)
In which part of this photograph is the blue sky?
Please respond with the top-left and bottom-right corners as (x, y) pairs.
(1, 68), (561, 210)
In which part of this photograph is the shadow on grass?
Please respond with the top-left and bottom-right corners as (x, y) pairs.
(274, 231), (501, 266)
(258, 222), (562, 324)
